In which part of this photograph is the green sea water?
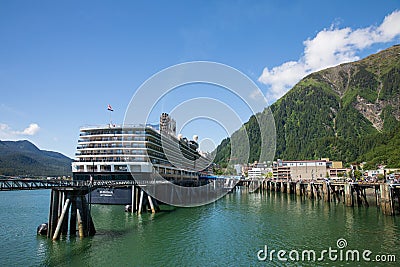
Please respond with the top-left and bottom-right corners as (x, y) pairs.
(0, 188), (399, 266)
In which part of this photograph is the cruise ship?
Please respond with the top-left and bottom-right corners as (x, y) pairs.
(72, 113), (212, 204)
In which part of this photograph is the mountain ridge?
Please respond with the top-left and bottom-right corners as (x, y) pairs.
(214, 45), (400, 168)
(0, 140), (72, 176)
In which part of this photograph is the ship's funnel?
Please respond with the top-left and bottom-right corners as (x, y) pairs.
(193, 135), (198, 142)
(178, 134), (183, 140)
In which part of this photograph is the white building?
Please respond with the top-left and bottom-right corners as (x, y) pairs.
(248, 167), (272, 178)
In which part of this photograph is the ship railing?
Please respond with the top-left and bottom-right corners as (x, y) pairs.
(80, 124), (159, 131)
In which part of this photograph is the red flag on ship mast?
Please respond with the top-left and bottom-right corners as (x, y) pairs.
(107, 104), (114, 127)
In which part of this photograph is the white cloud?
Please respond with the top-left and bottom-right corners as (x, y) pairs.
(0, 123), (40, 140)
(18, 123), (40, 135)
(259, 10), (400, 100)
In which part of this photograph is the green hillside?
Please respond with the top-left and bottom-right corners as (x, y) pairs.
(0, 140), (72, 177)
(214, 45), (400, 168)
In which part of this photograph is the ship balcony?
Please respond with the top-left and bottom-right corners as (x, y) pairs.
(76, 156), (150, 163)
(75, 150), (146, 156)
(77, 143), (146, 149)
(79, 131), (146, 137)
(77, 137), (146, 143)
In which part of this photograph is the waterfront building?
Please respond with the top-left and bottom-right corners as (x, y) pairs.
(272, 159), (347, 181)
(246, 162), (272, 178)
(248, 167), (272, 178)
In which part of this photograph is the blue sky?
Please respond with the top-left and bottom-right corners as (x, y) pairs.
(1, 0), (399, 158)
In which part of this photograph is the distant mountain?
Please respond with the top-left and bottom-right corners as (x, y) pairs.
(0, 140), (72, 176)
(214, 45), (400, 168)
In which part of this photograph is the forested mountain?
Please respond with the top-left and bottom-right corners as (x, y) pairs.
(0, 140), (72, 176)
(214, 45), (400, 168)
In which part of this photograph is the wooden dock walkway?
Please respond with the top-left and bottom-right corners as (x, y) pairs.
(238, 178), (400, 216)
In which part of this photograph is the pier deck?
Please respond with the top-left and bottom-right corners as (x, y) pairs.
(239, 178), (400, 216)
(0, 178), (137, 191)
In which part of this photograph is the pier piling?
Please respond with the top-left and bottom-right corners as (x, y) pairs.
(52, 198), (70, 240)
(280, 182), (286, 193)
(47, 188), (95, 240)
(380, 184), (395, 215)
(148, 195), (156, 213)
(138, 190), (144, 214)
(344, 184), (354, 207)
(323, 182), (330, 202)
(295, 182), (302, 196)
(69, 196), (77, 236)
(241, 178), (400, 216)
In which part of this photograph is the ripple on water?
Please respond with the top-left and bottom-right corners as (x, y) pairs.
(1, 189), (400, 266)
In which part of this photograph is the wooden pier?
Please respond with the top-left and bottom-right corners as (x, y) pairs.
(238, 179), (400, 216)
(1, 177), (238, 239)
(0, 179), (160, 239)
(46, 184), (161, 240)
(3, 176), (399, 241)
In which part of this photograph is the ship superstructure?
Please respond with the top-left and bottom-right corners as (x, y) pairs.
(72, 113), (212, 204)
